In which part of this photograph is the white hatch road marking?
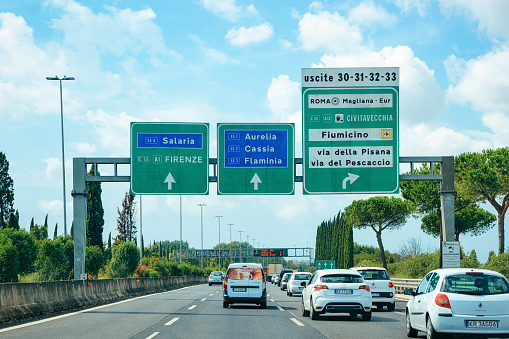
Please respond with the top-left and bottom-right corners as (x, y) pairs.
(188, 305), (197, 310)
(146, 332), (159, 339)
(209, 294), (214, 296)
(165, 318), (179, 326)
(291, 318), (305, 327)
(201, 298), (207, 301)
(277, 305), (285, 312)
(270, 299), (275, 302)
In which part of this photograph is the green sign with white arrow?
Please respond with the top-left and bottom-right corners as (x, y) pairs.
(217, 123), (295, 195)
(316, 260), (335, 270)
(302, 67), (399, 194)
(130, 122), (209, 194)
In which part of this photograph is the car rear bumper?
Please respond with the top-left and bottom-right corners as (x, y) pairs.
(223, 289), (267, 305)
(372, 294), (395, 305)
(430, 312), (509, 336)
(314, 295), (371, 314)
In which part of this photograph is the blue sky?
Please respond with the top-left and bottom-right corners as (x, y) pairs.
(1, 0), (509, 263)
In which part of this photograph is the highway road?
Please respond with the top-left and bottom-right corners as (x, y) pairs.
(0, 282), (420, 339)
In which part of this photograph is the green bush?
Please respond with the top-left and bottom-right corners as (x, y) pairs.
(0, 233), (19, 282)
(36, 237), (73, 281)
(108, 241), (140, 278)
(407, 252), (439, 278)
(86, 245), (105, 278)
(0, 228), (37, 277)
(484, 253), (509, 279)
(178, 263), (192, 275)
(146, 268), (160, 277)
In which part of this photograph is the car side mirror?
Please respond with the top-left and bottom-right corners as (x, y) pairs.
(300, 281), (307, 286)
(404, 288), (415, 296)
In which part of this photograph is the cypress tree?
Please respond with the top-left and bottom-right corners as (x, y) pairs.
(54, 223), (58, 239)
(87, 165), (104, 247)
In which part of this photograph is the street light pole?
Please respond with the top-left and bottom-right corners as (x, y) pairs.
(228, 223), (233, 263)
(238, 231), (243, 263)
(198, 204), (206, 269)
(46, 75), (74, 237)
(246, 235), (250, 262)
(216, 215), (223, 269)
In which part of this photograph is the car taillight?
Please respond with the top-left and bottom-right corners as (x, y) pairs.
(359, 285), (370, 291)
(209, 275), (213, 279)
(314, 284), (328, 291)
(223, 276), (228, 290)
(435, 293), (451, 309)
(283, 279), (286, 282)
(388, 281), (394, 288)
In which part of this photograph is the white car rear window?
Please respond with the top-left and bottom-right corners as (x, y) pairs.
(227, 268), (263, 280)
(442, 274), (509, 295)
(321, 274), (363, 283)
(357, 270), (389, 280)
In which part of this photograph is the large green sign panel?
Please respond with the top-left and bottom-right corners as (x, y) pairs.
(316, 260), (335, 270)
(130, 122), (209, 194)
(302, 68), (399, 194)
(217, 123), (294, 195)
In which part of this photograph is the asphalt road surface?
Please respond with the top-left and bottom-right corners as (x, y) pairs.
(0, 282), (420, 339)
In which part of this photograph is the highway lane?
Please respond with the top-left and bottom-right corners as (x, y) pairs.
(0, 282), (418, 339)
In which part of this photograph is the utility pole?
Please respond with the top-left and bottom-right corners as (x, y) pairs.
(216, 215), (223, 269)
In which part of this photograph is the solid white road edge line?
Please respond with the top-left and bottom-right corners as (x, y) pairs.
(291, 318), (305, 327)
(145, 332), (159, 339)
(165, 318), (179, 326)
(0, 285), (197, 333)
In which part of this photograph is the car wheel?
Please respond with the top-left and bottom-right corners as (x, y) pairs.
(288, 291), (292, 297)
(209, 283), (212, 286)
(223, 301), (229, 308)
(361, 311), (371, 321)
(406, 311), (418, 338)
(260, 302), (267, 309)
(310, 299), (320, 320)
(426, 316), (442, 339)
(388, 303), (395, 312)
(301, 298), (310, 317)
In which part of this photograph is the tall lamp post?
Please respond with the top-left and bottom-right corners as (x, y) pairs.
(197, 204), (206, 269)
(46, 75), (74, 237)
(238, 231), (243, 263)
(246, 235), (250, 262)
(228, 223), (234, 263)
(216, 215), (223, 269)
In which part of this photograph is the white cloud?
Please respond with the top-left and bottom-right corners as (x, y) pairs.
(225, 23), (274, 47)
(445, 46), (509, 115)
(86, 109), (139, 156)
(348, 1), (398, 29)
(44, 157), (61, 179)
(297, 10), (363, 54)
(73, 142), (97, 155)
(199, 0), (257, 22)
(482, 112), (509, 148)
(203, 47), (240, 64)
(38, 199), (63, 215)
(438, 0), (509, 40)
(390, 0), (431, 17)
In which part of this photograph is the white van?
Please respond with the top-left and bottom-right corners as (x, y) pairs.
(223, 263), (267, 308)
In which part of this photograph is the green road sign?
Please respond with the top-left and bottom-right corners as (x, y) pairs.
(130, 122), (209, 194)
(316, 260), (335, 270)
(302, 67), (399, 194)
(217, 123), (295, 195)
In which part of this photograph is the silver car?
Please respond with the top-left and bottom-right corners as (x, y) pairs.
(208, 271), (225, 286)
(287, 272), (312, 296)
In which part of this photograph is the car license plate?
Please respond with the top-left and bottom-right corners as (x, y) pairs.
(371, 293), (380, 297)
(335, 289), (353, 294)
(466, 321), (498, 329)
(232, 287), (247, 292)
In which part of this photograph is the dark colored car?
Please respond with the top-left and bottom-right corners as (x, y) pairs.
(278, 269), (294, 287)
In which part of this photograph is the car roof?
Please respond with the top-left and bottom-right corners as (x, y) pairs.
(227, 263), (263, 269)
(351, 266), (387, 271)
(429, 268), (505, 277)
(316, 269), (361, 276)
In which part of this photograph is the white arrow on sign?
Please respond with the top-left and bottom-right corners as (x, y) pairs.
(342, 173), (360, 189)
(250, 173), (262, 190)
(164, 172), (176, 190)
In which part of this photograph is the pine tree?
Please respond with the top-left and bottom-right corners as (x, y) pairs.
(0, 152), (15, 228)
(87, 165), (104, 247)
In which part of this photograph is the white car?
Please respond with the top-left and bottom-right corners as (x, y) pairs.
(287, 272), (312, 296)
(301, 269), (372, 320)
(223, 263), (267, 309)
(352, 266), (395, 311)
(208, 271), (224, 286)
(405, 268), (509, 338)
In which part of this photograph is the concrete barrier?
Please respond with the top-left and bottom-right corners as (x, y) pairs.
(0, 275), (207, 323)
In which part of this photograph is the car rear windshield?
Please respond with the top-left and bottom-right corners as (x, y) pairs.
(357, 270), (389, 280)
(442, 274), (509, 295)
(320, 274), (363, 283)
(294, 274), (311, 280)
(227, 268), (263, 280)
(211, 272), (222, 276)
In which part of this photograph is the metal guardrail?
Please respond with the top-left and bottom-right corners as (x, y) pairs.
(392, 278), (421, 294)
